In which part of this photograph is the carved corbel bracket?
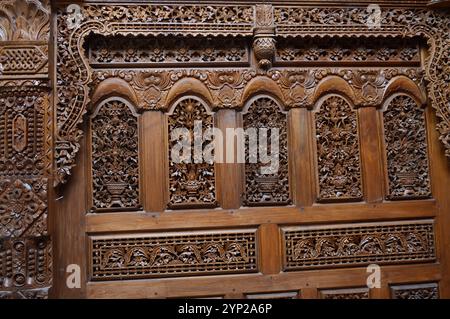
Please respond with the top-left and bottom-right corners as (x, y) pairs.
(253, 4), (276, 70)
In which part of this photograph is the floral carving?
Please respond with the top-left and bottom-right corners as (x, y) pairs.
(90, 100), (140, 210)
(391, 283), (439, 299)
(168, 98), (216, 209)
(320, 288), (369, 299)
(315, 96), (362, 201)
(243, 97), (290, 206)
(383, 95), (431, 199)
(91, 230), (257, 280)
(0, 179), (47, 238)
(283, 220), (435, 270)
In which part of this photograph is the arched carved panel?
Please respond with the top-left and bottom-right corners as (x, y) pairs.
(167, 97), (216, 209)
(242, 97), (290, 206)
(90, 99), (140, 211)
(383, 95), (431, 199)
(314, 96), (362, 201)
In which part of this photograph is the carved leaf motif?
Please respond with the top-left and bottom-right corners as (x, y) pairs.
(315, 96), (362, 201)
(243, 97), (290, 206)
(91, 100), (140, 210)
(168, 98), (216, 208)
(383, 95), (431, 199)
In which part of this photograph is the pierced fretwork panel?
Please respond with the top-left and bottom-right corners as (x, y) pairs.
(90, 100), (140, 210)
(90, 229), (258, 281)
(282, 220), (435, 271)
(315, 96), (362, 201)
(383, 95), (431, 199)
(390, 283), (439, 299)
(243, 97), (290, 206)
(168, 98), (216, 209)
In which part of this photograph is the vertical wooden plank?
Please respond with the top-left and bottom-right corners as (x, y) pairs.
(259, 224), (281, 275)
(51, 124), (87, 298)
(358, 107), (384, 203)
(289, 108), (315, 207)
(300, 287), (318, 299)
(427, 106), (450, 298)
(216, 109), (241, 209)
(141, 111), (167, 212)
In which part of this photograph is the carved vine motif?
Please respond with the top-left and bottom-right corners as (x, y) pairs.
(55, 6), (449, 184)
(0, 236), (52, 289)
(320, 288), (369, 299)
(243, 97), (290, 206)
(91, 230), (257, 280)
(283, 221), (435, 270)
(391, 283), (439, 299)
(91, 100), (140, 210)
(168, 98), (216, 209)
(88, 35), (248, 65)
(0, 179), (47, 237)
(276, 37), (421, 64)
(315, 96), (362, 201)
(383, 95), (431, 199)
(0, 83), (51, 177)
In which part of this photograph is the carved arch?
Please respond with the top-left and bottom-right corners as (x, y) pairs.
(165, 78), (215, 110)
(241, 76), (285, 109)
(311, 76), (358, 108)
(90, 77), (140, 110)
(382, 76), (427, 108)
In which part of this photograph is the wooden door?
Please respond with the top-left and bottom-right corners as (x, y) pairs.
(44, 2), (450, 299)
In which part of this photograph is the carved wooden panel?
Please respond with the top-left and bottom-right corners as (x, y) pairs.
(243, 97), (290, 206)
(319, 287), (369, 299)
(390, 282), (439, 299)
(282, 220), (435, 271)
(383, 95), (431, 199)
(0, 236), (52, 289)
(246, 291), (298, 299)
(276, 38), (420, 65)
(88, 35), (249, 66)
(0, 85), (51, 177)
(90, 99), (140, 211)
(168, 97), (217, 209)
(90, 229), (258, 281)
(314, 96), (362, 201)
(0, 178), (47, 238)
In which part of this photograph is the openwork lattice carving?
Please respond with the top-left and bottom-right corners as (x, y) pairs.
(243, 97), (290, 206)
(55, 5), (450, 184)
(90, 229), (258, 281)
(276, 37), (421, 65)
(283, 220), (435, 270)
(391, 283), (439, 299)
(0, 179), (47, 238)
(0, 236), (52, 289)
(0, 84), (51, 177)
(90, 100), (140, 210)
(320, 288), (369, 299)
(383, 95), (431, 199)
(315, 96), (362, 201)
(168, 98), (216, 209)
(88, 35), (248, 65)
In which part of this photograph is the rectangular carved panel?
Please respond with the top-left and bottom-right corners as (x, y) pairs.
(243, 97), (290, 206)
(90, 229), (258, 281)
(88, 35), (249, 67)
(0, 236), (52, 289)
(390, 282), (439, 299)
(319, 287), (369, 299)
(315, 96), (362, 201)
(0, 85), (51, 177)
(383, 95), (431, 199)
(246, 291), (299, 299)
(282, 220), (435, 271)
(276, 38), (420, 65)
